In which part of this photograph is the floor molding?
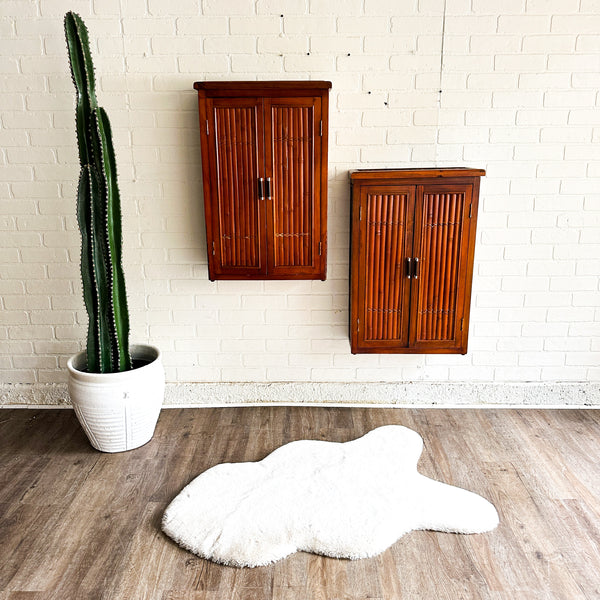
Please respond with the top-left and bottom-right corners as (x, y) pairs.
(1, 381), (599, 408)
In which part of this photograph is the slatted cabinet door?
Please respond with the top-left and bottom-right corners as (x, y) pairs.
(195, 81), (330, 280)
(352, 186), (415, 352)
(206, 98), (266, 278)
(265, 97), (323, 279)
(350, 168), (483, 354)
(409, 184), (475, 352)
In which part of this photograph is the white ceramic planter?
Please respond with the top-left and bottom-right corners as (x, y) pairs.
(67, 344), (165, 453)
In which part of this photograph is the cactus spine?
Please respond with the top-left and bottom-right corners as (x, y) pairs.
(65, 12), (132, 373)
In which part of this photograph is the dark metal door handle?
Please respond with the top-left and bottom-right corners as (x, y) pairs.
(258, 177), (264, 199)
(406, 257), (412, 279)
(413, 257), (419, 279)
(265, 177), (272, 199)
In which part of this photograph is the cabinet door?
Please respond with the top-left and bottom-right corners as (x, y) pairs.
(409, 184), (474, 353)
(205, 98), (266, 279)
(351, 185), (415, 353)
(264, 97), (324, 279)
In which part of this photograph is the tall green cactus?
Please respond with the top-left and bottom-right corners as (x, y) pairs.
(65, 12), (132, 373)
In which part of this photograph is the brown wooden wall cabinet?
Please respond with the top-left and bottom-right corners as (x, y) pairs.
(194, 81), (331, 280)
(350, 168), (484, 354)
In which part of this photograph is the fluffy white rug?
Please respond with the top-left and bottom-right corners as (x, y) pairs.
(162, 425), (498, 567)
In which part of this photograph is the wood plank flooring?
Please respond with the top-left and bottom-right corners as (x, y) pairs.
(1, 407), (599, 599)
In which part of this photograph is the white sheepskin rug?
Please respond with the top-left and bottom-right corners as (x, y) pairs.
(162, 425), (498, 567)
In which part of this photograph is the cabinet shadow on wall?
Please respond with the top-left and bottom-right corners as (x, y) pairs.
(177, 91), (208, 271)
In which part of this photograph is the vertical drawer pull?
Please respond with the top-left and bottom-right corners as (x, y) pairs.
(258, 177), (264, 199)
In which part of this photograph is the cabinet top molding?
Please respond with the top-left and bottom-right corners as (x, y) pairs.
(350, 167), (485, 181)
(194, 81), (332, 94)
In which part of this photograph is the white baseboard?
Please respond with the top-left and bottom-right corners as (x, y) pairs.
(1, 381), (599, 408)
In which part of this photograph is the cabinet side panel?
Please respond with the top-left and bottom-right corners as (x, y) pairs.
(214, 105), (262, 270)
(413, 188), (469, 345)
(362, 191), (410, 344)
(270, 103), (315, 269)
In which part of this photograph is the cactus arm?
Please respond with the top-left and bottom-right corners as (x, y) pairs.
(92, 108), (132, 371)
(77, 167), (100, 373)
(97, 108), (132, 371)
(87, 165), (114, 373)
(78, 165), (112, 373)
(64, 12), (96, 166)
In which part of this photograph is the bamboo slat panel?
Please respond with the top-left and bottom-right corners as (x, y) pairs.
(414, 191), (465, 342)
(271, 105), (314, 268)
(214, 106), (260, 268)
(364, 192), (408, 342)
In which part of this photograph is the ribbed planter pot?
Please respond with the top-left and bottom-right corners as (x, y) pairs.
(67, 344), (165, 453)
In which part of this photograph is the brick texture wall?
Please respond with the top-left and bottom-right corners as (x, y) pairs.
(1, 0), (599, 388)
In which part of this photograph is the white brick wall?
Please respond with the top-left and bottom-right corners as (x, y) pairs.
(1, 0), (599, 392)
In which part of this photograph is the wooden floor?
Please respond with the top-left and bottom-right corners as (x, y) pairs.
(1, 407), (599, 599)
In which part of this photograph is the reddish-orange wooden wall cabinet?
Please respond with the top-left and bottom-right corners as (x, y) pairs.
(349, 168), (485, 354)
(194, 81), (331, 280)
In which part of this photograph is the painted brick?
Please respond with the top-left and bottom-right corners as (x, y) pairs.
(476, 292), (524, 308)
(501, 277), (550, 292)
(565, 353), (600, 366)
(337, 128), (384, 146)
(492, 367), (541, 381)
(540, 127), (592, 143)
(338, 54), (391, 72)
(148, 0), (198, 15)
(526, 262), (576, 278)
(517, 104), (568, 125)
(519, 73), (572, 90)
(492, 91), (542, 108)
(338, 16), (391, 34)
(229, 16), (281, 35)
(527, 0), (579, 12)
(469, 35), (522, 54)
(448, 366), (496, 381)
(437, 127), (489, 144)
(362, 110), (412, 127)
(0, 57), (21, 74)
(551, 15), (600, 33)
(498, 15), (551, 33)
(285, 54), (335, 72)
(576, 35), (600, 52)
(390, 54), (440, 73)
(443, 16), (497, 34)
(473, 0), (525, 12)
(260, 35), (308, 54)
(545, 338), (591, 352)
(467, 74), (517, 91)
(496, 54), (548, 74)
(522, 34), (576, 53)
(548, 54), (599, 72)
(540, 367), (588, 381)
(231, 54), (283, 72)
(364, 35), (416, 54)
(497, 338), (543, 352)
(203, 0), (254, 15)
(1, 1), (599, 392)
(121, 18), (175, 35)
(518, 352), (565, 366)
(573, 292), (600, 306)
(175, 17), (228, 35)
(282, 16), (335, 34)
(548, 308), (595, 322)
(387, 91), (437, 110)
